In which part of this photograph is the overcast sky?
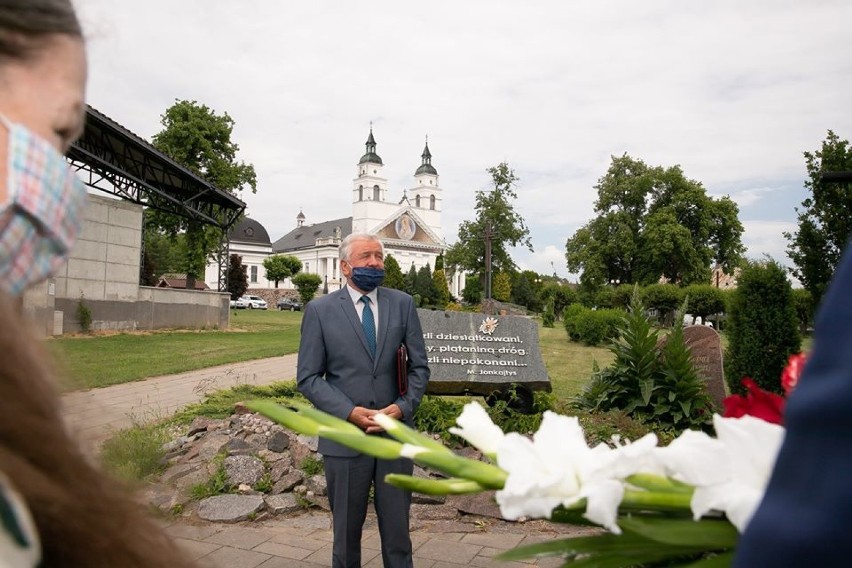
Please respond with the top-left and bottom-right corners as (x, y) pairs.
(75, 1), (852, 280)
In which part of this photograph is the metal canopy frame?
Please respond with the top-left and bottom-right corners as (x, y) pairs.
(66, 105), (246, 291)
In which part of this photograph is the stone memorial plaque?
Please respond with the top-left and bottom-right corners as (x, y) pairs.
(416, 309), (551, 397)
(682, 325), (727, 408)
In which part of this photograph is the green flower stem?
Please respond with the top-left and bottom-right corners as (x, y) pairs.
(375, 415), (454, 454)
(248, 400), (322, 436)
(289, 401), (363, 434)
(626, 474), (695, 495)
(384, 474), (486, 495)
(621, 489), (693, 513)
(409, 450), (507, 489)
(321, 430), (404, 460)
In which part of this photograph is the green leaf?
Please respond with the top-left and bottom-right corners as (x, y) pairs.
(618, 516), (738, 549)
(497, 531), (711, 567)
(640, 379), (654, 405)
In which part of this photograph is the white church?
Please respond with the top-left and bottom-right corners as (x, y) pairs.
(205, 129), (465, 297)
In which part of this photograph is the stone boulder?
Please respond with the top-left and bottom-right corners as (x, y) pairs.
(224, 455), (265, 487)
(197, 494), (264, 523)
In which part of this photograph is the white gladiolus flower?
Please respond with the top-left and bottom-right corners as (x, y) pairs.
(495, 411), (658, 534)
(656, 414), (785, 532)
(448, 402), (506, 456)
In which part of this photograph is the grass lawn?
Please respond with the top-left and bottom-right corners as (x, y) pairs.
(50, 307), (611, 403)
(49, 309), (302, 391)
(538, 323), (613, 401)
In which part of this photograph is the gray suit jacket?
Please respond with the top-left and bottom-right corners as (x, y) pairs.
(296, 286), (430, 457)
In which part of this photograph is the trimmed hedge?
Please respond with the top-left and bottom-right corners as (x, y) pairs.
(564, 304), (624, 346)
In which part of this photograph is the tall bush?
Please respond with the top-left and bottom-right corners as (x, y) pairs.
(642, 284), (683, 326)
(575, 294), (713, 432)
(564, 304), (623, 346)
(725, 259), (801, 395)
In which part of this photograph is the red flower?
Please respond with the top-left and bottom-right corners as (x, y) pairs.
(723, 378), (785, 425)
(781, 353), (807, 396)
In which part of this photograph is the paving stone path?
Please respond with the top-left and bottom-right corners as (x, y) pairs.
(61, 354), (592, 567)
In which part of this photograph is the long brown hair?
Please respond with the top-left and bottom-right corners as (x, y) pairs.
(0, 293), (199, 567)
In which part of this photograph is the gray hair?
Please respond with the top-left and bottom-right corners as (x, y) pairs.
(339, 233), (384, 263)
(0, 0), (82, 60)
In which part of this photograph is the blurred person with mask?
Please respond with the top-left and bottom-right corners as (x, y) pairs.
(0, 1), (197, 566)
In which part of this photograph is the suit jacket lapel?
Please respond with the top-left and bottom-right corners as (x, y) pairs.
(337, 288), (373, 359)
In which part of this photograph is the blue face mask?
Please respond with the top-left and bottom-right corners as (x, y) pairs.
(349, 266), (385, 292)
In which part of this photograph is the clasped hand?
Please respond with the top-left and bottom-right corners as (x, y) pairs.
(348, 404), (402, 434)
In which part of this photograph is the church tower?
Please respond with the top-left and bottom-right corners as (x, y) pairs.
(352, 127), (396, 233)
(408, 138), (443, 239)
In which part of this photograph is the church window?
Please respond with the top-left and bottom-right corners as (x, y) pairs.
(430, 195), (436, 210)
(358, 186), (363, 201)
(373, 185), (380, 200)
(430, 180), (433, 185)
(415, 195), (421, 208)
(374, 169), (377, 174)
(250, 266), (258, 283)
(305, 262), (310, 273)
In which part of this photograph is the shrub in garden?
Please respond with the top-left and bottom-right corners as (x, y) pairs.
(574, 293), (713, 433)
(681, 284), (726, 325)
(564, 305), (623, 346)
(725, 258), (801, 395)
(641, 283), (683, 326)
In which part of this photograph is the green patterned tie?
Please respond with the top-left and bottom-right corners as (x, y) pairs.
(360, 295), (376, 358)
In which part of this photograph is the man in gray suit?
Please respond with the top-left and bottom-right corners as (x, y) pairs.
(297, 233), (430, 568)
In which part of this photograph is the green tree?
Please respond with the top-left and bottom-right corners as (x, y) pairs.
(150, 100), (257, 285)
(785, 130), (852, 305)
(511, 270), (542, 312)
(415, 264), (436, 305)
(492, 271), (512, 302)
(682, 285), (726, 324)
(227, 254), (248, 300)
(445, 162), (533, 278)
(434, 253), (444, 271)
(642, 283), (683, 326)
(726, 258), (801, 395)
(292, 273), (323, 305)
(263, 254), (302, 288)
(566, 154), (744, 289)
(462, 274), (482, 304)
(791, 288), (814, 335)
(432, 269), (451, 308)
(540, 283), (578, 320)
(404, 264), (418, 296)
(383, 254), (405, 291)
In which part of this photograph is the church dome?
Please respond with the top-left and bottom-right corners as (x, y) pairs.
(415, 162), (438, 176)
(414, 140), (437, 176)
(359, 128), (383, 165)
(359, 152), (383, 165)
(228, 217), (271, 245)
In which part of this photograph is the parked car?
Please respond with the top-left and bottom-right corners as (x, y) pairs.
(277, 298), (302, 311)
(230, 297), (248, 309)
(241, 295), (268, 310)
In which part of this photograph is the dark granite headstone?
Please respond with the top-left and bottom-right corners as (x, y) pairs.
(416, 309), (551, 397)
(682, 325), (727, 408)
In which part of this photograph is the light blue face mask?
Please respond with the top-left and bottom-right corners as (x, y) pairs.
(0, 114), (87, 296)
